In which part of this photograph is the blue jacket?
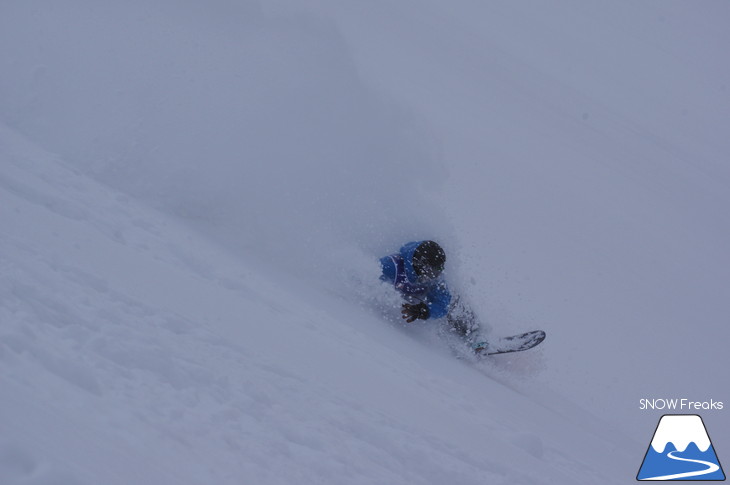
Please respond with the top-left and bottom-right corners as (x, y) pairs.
(379, 241), (452, 319)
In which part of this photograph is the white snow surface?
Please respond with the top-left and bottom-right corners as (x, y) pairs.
(1, 1), (729, 484)
(650, 415), (711, 453)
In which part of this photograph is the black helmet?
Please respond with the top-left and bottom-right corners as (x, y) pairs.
(412, 241), (446, 279)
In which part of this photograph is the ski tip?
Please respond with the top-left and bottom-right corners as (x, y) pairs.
(483, 329), (546, 356)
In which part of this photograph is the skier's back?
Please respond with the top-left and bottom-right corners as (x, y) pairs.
(380, 240), (481, 345)
(379, 240), (451, 321)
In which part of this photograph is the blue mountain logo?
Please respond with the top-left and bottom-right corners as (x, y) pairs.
(637, 414), (725, 481)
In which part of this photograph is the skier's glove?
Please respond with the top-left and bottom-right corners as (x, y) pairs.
(401, 302), (430, 323)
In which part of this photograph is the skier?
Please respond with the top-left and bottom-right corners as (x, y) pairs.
(379, 240), (486, 351)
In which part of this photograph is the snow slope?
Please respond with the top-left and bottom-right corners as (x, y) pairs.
(1, 123), (631, 484)
(1, 0), (728, 483)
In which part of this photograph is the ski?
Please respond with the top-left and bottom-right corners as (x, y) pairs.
(474, 330), (546, 356)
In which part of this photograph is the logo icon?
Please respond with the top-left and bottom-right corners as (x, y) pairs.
(637, 414), (725, 481)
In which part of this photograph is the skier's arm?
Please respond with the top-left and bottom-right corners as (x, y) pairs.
(401, 302), (429, 322)
(425, 281), (452, 319)
(379, 255), (396, 283)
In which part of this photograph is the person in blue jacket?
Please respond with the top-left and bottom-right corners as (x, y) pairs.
(380, 240), (484, 349)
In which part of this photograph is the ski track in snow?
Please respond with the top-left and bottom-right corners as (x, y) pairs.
(640, 451), (720, 481)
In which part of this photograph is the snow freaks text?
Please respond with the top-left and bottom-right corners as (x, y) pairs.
(639, 399), (724, 411)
